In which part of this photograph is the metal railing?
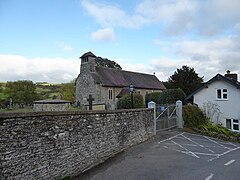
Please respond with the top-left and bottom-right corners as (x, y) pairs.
(156, 104), (177, 132)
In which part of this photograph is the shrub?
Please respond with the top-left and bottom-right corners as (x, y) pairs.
(145, 92), (161, 104)
(117, 94), (144, 109)
(183, 104), (208, 128)
(145, 89), (186, 105)
(199, 123), (239, 137)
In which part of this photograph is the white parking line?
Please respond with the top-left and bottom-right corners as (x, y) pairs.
(208, 147), (240, 162)
(171, 140), (200, 158)
(181, 134), (215, 153)
(205, 173), (214, 180)
(224, 159), (235, 166)
(158, 132), (240, 162)
(158, 132), (184, 144)
(204, 136), (232, 150)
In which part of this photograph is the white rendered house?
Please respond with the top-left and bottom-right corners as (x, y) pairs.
(186, 71), (240, 132)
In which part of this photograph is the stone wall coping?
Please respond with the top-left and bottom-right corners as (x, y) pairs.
(0, 108), (152, 119)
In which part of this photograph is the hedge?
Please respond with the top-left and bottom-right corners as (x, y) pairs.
(117, 94), (144, 109)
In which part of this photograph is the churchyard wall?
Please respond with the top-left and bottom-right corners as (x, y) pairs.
(0, 108), (154, 179)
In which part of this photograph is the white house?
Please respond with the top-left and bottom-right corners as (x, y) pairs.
(185, 71), (240, 132)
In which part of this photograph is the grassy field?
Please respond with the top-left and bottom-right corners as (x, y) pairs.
(0, 82), (62, 100)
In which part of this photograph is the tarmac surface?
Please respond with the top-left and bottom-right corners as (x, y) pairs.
(75, 130), (240, 180)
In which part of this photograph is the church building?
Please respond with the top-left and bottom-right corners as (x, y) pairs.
(76, 52), (166, 110)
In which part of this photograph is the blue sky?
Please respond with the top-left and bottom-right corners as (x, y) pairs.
(1, 0), (240, 83)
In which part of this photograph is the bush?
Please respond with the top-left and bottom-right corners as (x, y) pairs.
(145, 89), (186, 105)
(183, 104), (208, 128)
(117, 94), (144, 109)
(199, 123), (239, 137)
(145, 92), (161, 104)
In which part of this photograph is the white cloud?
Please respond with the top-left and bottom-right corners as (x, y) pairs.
(82, 0), (240, 36)
(135, 0), (197, 34)
(91, 28), (115, 42)
(81, 0), (148, 28)
(152, 35), (240, 81)
(0, 54), (79, 83)
(197, 0), (240, 36)
(56, 42), (74, 51)
(120, 33), (240, 82)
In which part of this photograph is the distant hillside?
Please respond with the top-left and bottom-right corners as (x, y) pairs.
(36, 82), (62, 100)
(0, 82), (62, 101)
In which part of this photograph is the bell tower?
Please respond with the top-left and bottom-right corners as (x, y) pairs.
(80, 51), (97, 73)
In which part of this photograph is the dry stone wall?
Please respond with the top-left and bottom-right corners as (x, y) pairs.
(0, 109), (154, 179)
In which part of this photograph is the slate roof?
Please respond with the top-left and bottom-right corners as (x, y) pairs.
(185, 73), (240, 101)
(80, 51), (96, 58)
(91, 66), (166, 90)
(116, 87), (131, 98)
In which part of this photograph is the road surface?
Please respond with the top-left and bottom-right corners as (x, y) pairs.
(76, 130), (240, 180)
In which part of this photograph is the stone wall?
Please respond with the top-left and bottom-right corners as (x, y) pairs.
(0, 109), (154, 179)
(33, 100), (71, 112)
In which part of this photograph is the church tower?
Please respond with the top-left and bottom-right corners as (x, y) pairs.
(76, 51), (97, 108)
(80, 51), (97, 73)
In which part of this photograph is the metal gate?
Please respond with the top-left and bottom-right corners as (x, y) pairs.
(156, 104), (177, 131)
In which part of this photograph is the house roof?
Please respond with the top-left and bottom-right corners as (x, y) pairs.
(91, 66), (166, 90)
(185, 73), (240, 101)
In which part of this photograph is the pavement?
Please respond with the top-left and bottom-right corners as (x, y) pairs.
(75, 130), (240, 180)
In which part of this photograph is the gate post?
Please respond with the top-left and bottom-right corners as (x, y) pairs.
(148, 101), (156, 135)
(176, 100), (183, 129)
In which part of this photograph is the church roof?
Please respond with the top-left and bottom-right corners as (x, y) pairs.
(91, 67), (166, 90)
(80, 51), (96, 58)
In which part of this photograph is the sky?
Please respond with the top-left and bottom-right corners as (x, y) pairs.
(0, 0), (240, 83)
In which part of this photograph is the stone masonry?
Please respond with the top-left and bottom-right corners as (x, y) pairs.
(0, 109), (154, 179)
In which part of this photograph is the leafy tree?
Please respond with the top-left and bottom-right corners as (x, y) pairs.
(96, 57), (122, 70)
(145, 92), (161, 104)
(145, 89), (186, 105)
(59, 80), (75, 102)
(164, 65), (203, 95)
(117, 94), (144, 109)
(5, 80), (39, 107)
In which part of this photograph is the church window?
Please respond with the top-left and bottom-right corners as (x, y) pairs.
(109, 89), (113, 100)
(82, 57), (88, 63)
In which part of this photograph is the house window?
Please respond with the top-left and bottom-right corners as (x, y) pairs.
(108, 89), (113, 100)
(226, 119), (240, 132)
(216, 89), (228, 100)
(233, 120), (239, 131)
(226, 119), (231, 129)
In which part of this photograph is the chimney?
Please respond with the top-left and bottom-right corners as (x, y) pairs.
(225, 70), (238, 81)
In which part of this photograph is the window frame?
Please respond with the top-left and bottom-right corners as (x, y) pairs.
(216, 89), (228, 100)
(108, 89), (113, 100)
(226, 119), (240, 132)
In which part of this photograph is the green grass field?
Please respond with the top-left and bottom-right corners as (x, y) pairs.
(0, 82), (62, 101)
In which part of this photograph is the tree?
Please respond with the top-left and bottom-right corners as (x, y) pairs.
(59, 80), (76, 102)
(164, 65), (203, 95)
(5, 80), (39, 107)
(96, 57), (122, 70)
(145, 89), (186, 105)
